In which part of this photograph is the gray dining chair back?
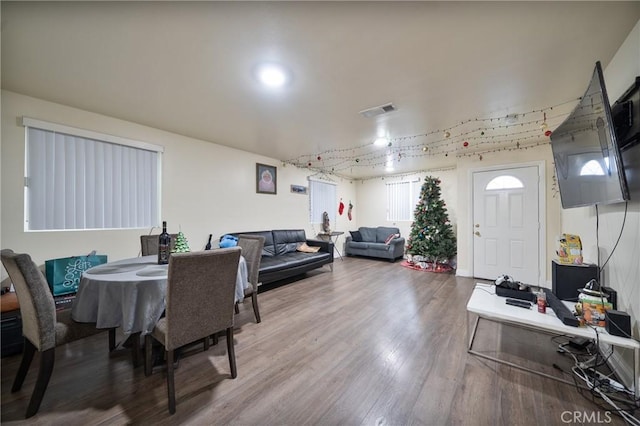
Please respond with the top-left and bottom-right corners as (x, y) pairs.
(0, 249), (103, 418)
(140, 234), (178, 256)
(144, 247), (241, 414)
(236, 235), (265, 323)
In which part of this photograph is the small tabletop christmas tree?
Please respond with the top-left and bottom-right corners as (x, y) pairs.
(172, 231), (191, 253)
(406, 176), (456, 271)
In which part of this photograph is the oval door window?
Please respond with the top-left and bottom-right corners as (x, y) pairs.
(485, 175), (524, 190)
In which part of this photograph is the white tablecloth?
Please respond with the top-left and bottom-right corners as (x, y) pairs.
(71, 254), (248, 336)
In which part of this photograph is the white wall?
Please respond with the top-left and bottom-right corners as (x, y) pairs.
(456, 145), (562, 282)
(562, 20), (640, 329)
(0, 90), (357, 274)
(356, 144), (561, 281)
(561, 20), (640, 386)
(355, 168), (458, 250)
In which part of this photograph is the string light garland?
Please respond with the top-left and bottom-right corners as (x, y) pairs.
(282, 97), (580, 179)
(359, 166), (457, 182)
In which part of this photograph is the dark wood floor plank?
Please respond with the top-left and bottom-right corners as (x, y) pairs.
(1, 257), (628, 425)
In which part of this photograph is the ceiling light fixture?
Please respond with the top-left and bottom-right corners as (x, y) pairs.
(505, 114), (519, 125)
(374, 137), (388, 147)
(255, 63), (290, 88)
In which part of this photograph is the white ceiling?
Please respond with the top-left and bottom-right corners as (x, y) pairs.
(2, 2), (639, 179)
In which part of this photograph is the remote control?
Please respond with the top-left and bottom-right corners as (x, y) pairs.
(505, 298), (532, 309)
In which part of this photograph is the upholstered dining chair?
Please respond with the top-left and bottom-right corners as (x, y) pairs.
(140, 234), (178, 256)
(144, 247), (241, 414)
(0, 249), (104, 418)
(235, 235), (265, 323)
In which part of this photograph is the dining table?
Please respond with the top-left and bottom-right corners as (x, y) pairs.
(71, 254), (248, 365)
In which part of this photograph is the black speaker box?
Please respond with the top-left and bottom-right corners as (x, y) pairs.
(601, 286), (618, 310)
(605, 310), (631, 338)
(552, 260), (599, 301)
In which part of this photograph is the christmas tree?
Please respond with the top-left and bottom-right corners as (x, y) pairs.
(406, 176), (456, 268)
(172, 231), (191, 253)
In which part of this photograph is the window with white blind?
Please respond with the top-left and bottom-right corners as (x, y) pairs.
(386, 180), (421, 221)
(309, 179), (337, 225)
(23, 117), (163, 231)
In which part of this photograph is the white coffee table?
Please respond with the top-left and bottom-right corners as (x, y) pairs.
(466, 283), (639, 397)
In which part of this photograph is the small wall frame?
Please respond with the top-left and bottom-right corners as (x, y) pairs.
(256, 163), (277, 194)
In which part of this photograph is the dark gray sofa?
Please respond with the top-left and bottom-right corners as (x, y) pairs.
(344, 226), (405, 262)
(223, 229), (333, 285)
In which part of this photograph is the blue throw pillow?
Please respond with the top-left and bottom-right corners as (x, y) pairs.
(219, 235), (238, 248)
(350, 230), (362, 242)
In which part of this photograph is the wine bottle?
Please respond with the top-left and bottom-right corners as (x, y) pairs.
(158, 221), (171, 264)
(205, 234), (213, 250)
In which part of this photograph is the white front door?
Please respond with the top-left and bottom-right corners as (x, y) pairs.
(472, 166), (540, 285)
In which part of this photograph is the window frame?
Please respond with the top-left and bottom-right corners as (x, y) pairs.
(386, 179), (421, 221)
(23, 117), (164, 232)
(308, 178), (337, 226)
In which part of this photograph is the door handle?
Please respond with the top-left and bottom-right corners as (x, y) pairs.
(474, 231), (481, 237)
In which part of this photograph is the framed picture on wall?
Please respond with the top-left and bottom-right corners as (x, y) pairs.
(256, 163), (277, 194)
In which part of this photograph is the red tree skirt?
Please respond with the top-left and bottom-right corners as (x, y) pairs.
(400, 260), (453, 273)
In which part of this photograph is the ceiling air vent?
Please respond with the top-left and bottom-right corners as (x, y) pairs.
(359, 103), (397, 118)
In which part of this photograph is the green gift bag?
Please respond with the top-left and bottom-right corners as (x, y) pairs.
(45, 254), (108, 296)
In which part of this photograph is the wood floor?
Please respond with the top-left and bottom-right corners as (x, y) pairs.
(1, 257), (628, 425)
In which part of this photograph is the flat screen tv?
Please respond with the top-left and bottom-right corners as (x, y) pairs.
(550, 61), (630, 209)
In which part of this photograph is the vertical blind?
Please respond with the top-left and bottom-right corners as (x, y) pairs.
(25, 120), (162, 231)
(386, 180), (421, 221)
(309, 179), (337, 224)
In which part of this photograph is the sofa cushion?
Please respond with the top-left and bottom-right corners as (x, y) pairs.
(297, 242), (320, 253)
(384, 233), (401, 244)
(349, 230), (363, 242)
(260, 250), (330, 274)
(359, 227), (377, 243)
(273, 229), (307, 255)
(369, 243), (391, 251)
(233, 231), (275, 257)
(347, 241), (370, 250)
(376, 227), (401, 243)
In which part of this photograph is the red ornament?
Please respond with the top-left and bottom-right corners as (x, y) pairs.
(545, 130), (552, 137)
(463, 141), (469, 147)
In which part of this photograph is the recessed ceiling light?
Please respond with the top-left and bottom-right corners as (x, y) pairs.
(255, 63), (290, 88)
(374, 137), (388, 147)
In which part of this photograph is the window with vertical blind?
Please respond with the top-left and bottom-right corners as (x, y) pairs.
(386, 180), (421, 221)
(309, 179), (336, 225)
(23, 117), (163, 231)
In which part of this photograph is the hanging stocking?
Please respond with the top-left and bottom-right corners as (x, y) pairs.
(348, 201), (353, 221)
(338, 198), (345, 215)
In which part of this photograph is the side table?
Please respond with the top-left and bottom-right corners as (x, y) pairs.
(317, 231), (345, 260)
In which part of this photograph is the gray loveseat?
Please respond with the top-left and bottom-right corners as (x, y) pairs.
(222, 229), (333, 285)
(344, 226), (405, 262)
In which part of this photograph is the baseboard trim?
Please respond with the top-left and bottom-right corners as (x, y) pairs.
(456, 269), (471, 277)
